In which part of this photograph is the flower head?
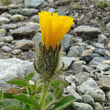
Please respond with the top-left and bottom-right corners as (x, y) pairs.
(39, 11), (74, 50)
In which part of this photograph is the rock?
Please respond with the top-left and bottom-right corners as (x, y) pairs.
(102, 60), (110, 65)
(66, 86), (82, 101)
(81, 49), (94, 56)
(94, 48), (105, 56)
(97, 63), (109, 71)
(11, 14), (25, 22)
(32, 32), (41, 48)
(31, 15), (39, 23)
(105, 50), (110, 57)
(72, 102), (93, 110)
(26, 50), (35, 59)
(2, 46), (11, 52)
(98, 34), (107, 44)
(77, 78), (105, 102)
(12, 49), (22, 55)
(93, 42), (104, 48)
(0, 58), (39, 90)
(61, 56), (76, 69)
(0, 17), (10, 24)
(10, 23), (39, 37)
(16, 39), (35, 50)
(21, 8), (38, 16)
(1, 23), (17, 30)
(55, 0), (71, 6)
(3, 36), (13, 43)
(107, 41), (110, 49)
(0, 29), (7, 41)
(1, 12), (11, 18)
(89, 57), (106, 66)
(9, 9), (21, 14)
(67, 46), (80, 57)
(82, 94), (94, 105)
(103, 70), (110, 75)
(48, 8), (56, 13)
(98, 75), (110, 91)
(93, 102), (103, 110)
(61, 34), (73, 53)
(24, 0), (45, 8)
(74, 25), (101, 36)
(80, 55), (93, 64)
(106, 22), (110, 32)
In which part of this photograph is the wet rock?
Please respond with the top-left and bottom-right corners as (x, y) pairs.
(81, 94), (94, 105)
(11, 14), (25, 22)
(72, 102), (93, 110)
(0, 17), (10, 24)
(3, 36), (13, 43)
(10, 23), (39, 37)
(0, 58), (39, 90)
(2, 46), (11, 52)
(24, 0), (45, 8)
(77, 78), (105, 102)
(21, 8), (38, 16)
(74, 25), (101, 37)
(16, 39), (35, 50)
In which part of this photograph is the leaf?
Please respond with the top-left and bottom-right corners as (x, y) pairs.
(33, 94), (40, 100)
(52, 96), (75, 110)
(0, 91), (3, 100)
(4, 106), (23, 110)
(14, 94), (34, 108)
(4, 93), (14, 99)
(50, 80), (61, 88)
(33, 100), (40, 110)
(24, 73), (35, 81)
(7, 79), (30, 88)
(0, 99), (21, 108)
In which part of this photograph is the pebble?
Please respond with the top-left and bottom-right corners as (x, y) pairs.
(3, 36), (13, 43)
(0, 17), (10, 24)
(2, 46), (11, 52)
(12, 49), (22, 55)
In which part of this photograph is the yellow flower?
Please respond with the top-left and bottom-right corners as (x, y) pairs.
(39, 11), (74, 50)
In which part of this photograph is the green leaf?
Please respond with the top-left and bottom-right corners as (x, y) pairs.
(4, 93), (14, 99)
(0, 91), (3, 100)
(52, 96), (75, 110)
(0, 99), (21, 108)
(24, 73), (35, 81)
(33, 94), (40, 100)
(50, 80), (61, 88)
(33, 100), (40, 110)
(4, 106), (23, 110)
(7, 79), (30, 88)
(14, 94), (34, 108)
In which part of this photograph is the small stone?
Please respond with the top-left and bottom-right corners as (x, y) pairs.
(11, 14), (25, 22)
(103, 70), (110, 75)
(12, 49), (22, 55)
(0, 29), (7, 41)
(81, 49), (94, 56)
(106, 22), (110, 32)
(102, 60), (110, 65)
(107, 41), (110, 49)
(4, 36), (13, 43)
(82, 94), (94, 105)
(21, 8), (38, 16)
(48, 8), (55, 13)
(93, 42), (104, 48)
(2, 46), (11, 52)
(97, 63), (109, 71)
(31, 15), (39, 23)
(9, 9), (21, 14)
(0, 17), (10, 24)
(77, 78), (105, 102)
(72, 102), (93, 110)
(94, 48), (105, 56)
(1, 12), (11, 18)
(105, 50), (110, 57)
(93, 102), (103, 110)
(98, 34), (107, 43)
(16, 39), (35, 50)
(26, 50), (35, 59)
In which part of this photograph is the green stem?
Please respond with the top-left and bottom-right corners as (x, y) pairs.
(39, 81), (49, 110)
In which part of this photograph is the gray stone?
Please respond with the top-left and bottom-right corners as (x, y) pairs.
(106, 22), (110, 32)
(2, 46), (11, 52)
(67, 46), (80, 57)
(82, 94), (94, 105)
(0, 58), (39, 90)
(107, 41), (110, 49)
(103, 70), (110, 75)
(74, 25), (101, 36)
(98, 34), (107, 43)
(10, 23), (40, 37)
(0, 17), (10, 24)
(94, 48), (105, 56)
(89, 57), (106, 66)
(4, 36), (13, 43)
(24, 0), (45, 8)
(16, 39), (35, 50)
(93, 42), (104, 48)
(48, 8), (55, 13)
(21, 8), (38, 16)
(11, 14), (25, 22)
(31, 15), (39, 23)
(77, 78), (105, 102)
(72, 102), (93, 110)
(0, 29), (7, 41)
(32, 32), (41, 48)
(1, 12), (11, 18)
(93, 102), (103, 110)
(12, 49), (22, 55)
(97, 63), (110, 71)
(9, 9), (21, 14)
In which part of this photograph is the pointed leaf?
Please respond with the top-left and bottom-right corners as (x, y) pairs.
(14, 94), (34, 107)
(4, 106), (23, 110)
(24, 73), (35, 81)
(0, 91), (3, 100)
(52, 96), (74, 110)
(7, 79), (30, 88)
